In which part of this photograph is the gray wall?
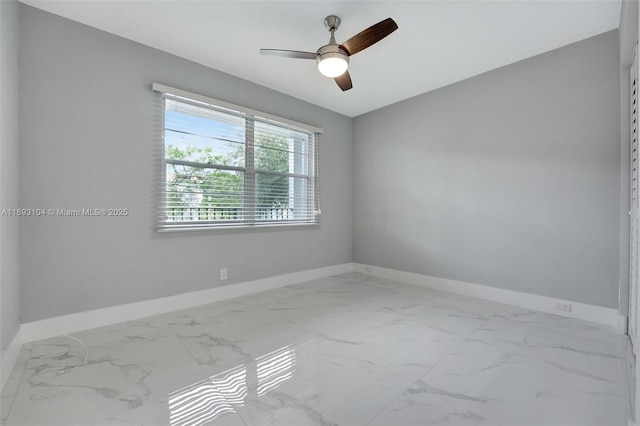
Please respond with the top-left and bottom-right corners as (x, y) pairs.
(18, 5), (352, 322)
(353, 31), (621, 308)
(1, 0), (20, 350)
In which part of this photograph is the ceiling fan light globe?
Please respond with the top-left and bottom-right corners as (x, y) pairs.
(318, 57), (348, 77)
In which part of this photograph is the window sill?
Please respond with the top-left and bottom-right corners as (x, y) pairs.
(157, 222), (320, 233)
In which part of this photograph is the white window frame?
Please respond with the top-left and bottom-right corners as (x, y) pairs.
(630, 49), (638, 350)
(152, 83), (322, 232)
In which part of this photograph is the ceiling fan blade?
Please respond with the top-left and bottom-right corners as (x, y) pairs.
(259, 49), (317, 60)
(340, 18), (398, 56)
(334, 70), (353, 91)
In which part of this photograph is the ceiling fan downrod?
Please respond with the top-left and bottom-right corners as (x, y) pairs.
(324, 15), (341, 44)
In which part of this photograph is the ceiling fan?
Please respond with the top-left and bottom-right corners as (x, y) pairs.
(260, 15), (398, 91)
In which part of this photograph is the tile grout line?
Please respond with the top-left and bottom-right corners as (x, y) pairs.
(362, 311), (487, 426)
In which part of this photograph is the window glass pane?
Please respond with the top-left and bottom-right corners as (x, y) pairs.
(165, 98), (245, 167)
(255, 175), (309, 221)
(165, 163), (244, 222)
(254, 121), (309, 175)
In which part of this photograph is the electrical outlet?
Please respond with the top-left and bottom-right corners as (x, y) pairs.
(220, 268), (227, 280)
(364, 266), (373, 273)
(553, 301), (572, 312)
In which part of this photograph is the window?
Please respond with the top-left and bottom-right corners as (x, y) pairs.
(153, 83), (321, 231)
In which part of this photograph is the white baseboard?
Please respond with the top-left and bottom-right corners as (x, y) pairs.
(1, 327), (23, 392)
(5, 261), (623, 388)
(353, 263), (619, 328)
(20, 263), (353, 343)
(17, 262), (622, 343)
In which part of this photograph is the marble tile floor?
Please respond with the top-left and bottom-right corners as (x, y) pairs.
(0, 272), (632, 426)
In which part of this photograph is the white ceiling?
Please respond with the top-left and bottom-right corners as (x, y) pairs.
(21, 0), (622, 117)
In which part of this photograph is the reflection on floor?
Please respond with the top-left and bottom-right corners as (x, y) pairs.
(0, 272), (632, 425)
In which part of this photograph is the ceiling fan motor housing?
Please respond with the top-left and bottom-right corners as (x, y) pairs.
(316, 45), (349, 63)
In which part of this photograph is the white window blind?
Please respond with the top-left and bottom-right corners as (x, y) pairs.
(153, 83), (321, 231)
